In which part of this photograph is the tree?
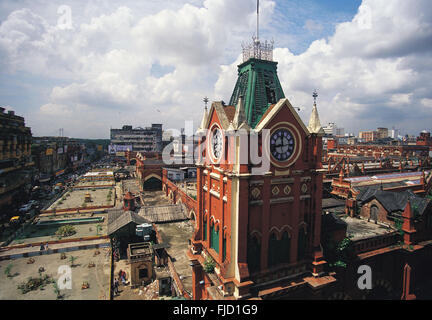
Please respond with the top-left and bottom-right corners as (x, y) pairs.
(53, 282), (62, 299)
(69, 256), (77, 267)
(203, 256), (216, 273)
(55, 225), (76, 238)
(4, 263), (13, 278)
(96, 224), (103, 236)
(329, 236), (354, 269)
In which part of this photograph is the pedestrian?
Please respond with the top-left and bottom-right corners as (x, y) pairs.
(121, 270), (126, 285)
(40, 243), (44, 251)
(45, 242), (49, 251)
(113, 278), (119, 295)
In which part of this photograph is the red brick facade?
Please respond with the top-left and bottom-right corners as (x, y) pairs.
(188, 99), (332, 300)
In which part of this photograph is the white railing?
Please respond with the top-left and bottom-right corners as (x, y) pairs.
(242, 37), (274, 62)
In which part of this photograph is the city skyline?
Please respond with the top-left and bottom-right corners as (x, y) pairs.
(0, 0), (431, 139)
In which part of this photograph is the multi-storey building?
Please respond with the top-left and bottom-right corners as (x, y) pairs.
(377, 127), (389, 139)
(110, 124), (163, 154)
(417, 130), (432, 147)
(187, 34), (335, 300)
(359, 130), (379, 142)
(0, 108), (34, 213)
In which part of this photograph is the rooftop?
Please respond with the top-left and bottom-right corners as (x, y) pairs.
(340, 216), (394, 241)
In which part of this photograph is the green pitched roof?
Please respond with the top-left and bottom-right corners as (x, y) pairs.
(229, 58), (285, 128)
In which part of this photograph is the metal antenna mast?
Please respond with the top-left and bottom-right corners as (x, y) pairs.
(257, 0), (260, 41)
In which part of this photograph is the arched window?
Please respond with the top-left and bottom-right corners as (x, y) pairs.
(247, 235), (261, 273)
(203, 217), (207, 241)
(268, 233), (278, 268)
(297, 228), (307, 261)
(280, 232), (291, 264)
(222, 235), (227, 262)
(210, 223), (219, 253)
(370, 205), (379, 224)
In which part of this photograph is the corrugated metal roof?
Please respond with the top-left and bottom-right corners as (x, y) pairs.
(107, 210), (151, 235)
(138, 204), (188, 223)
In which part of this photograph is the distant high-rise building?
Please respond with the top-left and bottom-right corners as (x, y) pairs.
(0, 108), (34, 213)
(390, 128), (400, 139)
(336, 127), (345, 136)
(110, 124), (163, 154)
(377, 127), (389, 139)
(323, 123), (337, 136)
(416, 130), (432, 146)
(359, 130), (379, 142)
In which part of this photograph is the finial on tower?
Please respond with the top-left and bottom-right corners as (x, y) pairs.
(313, 89), (318, 106)
(203, 96), (209, 110)
(308, 89), (324, 136)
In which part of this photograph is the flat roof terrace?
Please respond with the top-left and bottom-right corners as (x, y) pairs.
(156, 221), (194, 296)
(176, 181), (197, 199)
(84, 171), (114, 177)
(141, 191), (171, 207)
(9, 213), (108, 246)
(340, 216), (394, 241)
(73, 180), (115, 188)
(48, 188), (115, 211)
(0, 247), (111, 300)
(347, 171), (429, 187)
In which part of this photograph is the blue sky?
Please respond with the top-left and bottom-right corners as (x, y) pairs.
(0, 0), (431, 138)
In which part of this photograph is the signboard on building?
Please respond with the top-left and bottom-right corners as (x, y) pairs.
(58, 147), (63, 154)
(108, 144), (132, 154)
(97, 145), (103, 151)
(55, 169), (65, 176)
(46, 148), (53, 156)
(116, 152), (125, 157)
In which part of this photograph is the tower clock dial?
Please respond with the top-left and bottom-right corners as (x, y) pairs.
(211, 127), (223, 160)
(270, 128), (295, 162)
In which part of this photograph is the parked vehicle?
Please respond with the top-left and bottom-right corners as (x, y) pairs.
(9, 216), (22, 226)
(19, 203), (32, 213)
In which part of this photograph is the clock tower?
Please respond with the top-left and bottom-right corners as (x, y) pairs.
(187, 5), (334, 301)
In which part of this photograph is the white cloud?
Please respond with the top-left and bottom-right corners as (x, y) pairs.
(0, 0), (431, 138)
(215, 0), (432, 135)
(0, 1), (271, 137)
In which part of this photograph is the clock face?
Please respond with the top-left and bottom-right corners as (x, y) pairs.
(211, 127), (223, 160)
(270, 128), (295, 162)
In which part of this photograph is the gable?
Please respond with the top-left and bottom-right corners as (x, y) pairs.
(204, 102), (231, 131)
(254, 98), (310, 136)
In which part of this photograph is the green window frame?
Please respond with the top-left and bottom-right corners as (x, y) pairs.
(203, 220), (207, 241)
(268, 233), (278, 267)
(247, 235), (261, 273)
(280, 232), (291, 264)
(297, 228), (307, 261)
(210, 224), (219, 254)
(222, 236), (227, 261)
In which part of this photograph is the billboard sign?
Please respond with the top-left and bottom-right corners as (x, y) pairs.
(108, 144), (132, 154)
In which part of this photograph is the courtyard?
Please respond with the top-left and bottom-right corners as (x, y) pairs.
(0, 247), (111, 300)
(48, 188), (115, 211)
